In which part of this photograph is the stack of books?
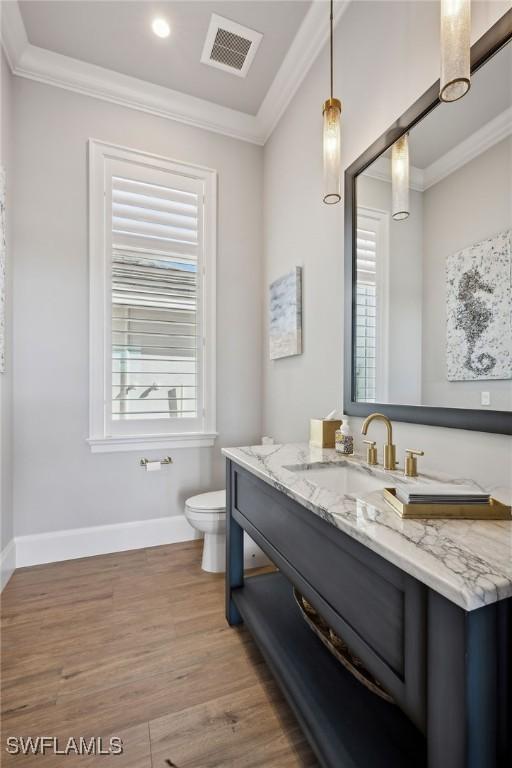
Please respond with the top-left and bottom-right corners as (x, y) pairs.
(395, 484), (490, 506)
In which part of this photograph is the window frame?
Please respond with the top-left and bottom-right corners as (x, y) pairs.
(87, 139), (217, 453)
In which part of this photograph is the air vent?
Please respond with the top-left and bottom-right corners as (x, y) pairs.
(201, 14), (263, 78)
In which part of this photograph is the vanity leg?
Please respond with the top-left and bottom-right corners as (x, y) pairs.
(427, 591), (504, 768)
(466, 604), (498, 767)
(497, 600), (512, 765)
(225, 459), (244, 626)
(427, 591), (466, 768)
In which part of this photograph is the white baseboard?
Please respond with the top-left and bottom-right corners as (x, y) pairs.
(0, 539), (16, 590)
(15, 515), (200, 568)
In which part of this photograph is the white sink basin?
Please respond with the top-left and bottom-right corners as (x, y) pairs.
(286, 462), (386, 498)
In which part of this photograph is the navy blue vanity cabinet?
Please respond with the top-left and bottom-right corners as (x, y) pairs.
(225, 460), (511, 768)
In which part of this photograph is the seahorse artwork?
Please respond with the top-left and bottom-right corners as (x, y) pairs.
(446, 229), (512, 382)
(455, 267), (497, 376)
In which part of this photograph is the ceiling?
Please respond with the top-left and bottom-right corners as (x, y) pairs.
(19, 0), (311, 115)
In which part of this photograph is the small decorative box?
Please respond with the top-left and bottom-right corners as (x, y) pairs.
(309, 419), (342, 449)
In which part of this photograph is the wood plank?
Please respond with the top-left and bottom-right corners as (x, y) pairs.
(1, 541), (317, 767)
(150, 682), (317, 768)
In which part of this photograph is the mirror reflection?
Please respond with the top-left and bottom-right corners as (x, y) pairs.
(354, 40), (512, 411)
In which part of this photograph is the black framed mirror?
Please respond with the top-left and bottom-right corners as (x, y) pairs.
(344, 9), (512, 436)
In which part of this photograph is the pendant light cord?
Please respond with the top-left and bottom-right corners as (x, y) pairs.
(330, 0), (334, 100)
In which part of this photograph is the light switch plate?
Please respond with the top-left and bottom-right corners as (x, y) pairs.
(481, 391), (491, 406)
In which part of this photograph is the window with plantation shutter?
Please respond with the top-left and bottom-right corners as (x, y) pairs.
(355, 209), (389, 404)
(88, 141), (217, 452)
(355, 223), (377, 403)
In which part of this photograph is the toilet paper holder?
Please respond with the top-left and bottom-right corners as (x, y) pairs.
(140, 456), (173, 467)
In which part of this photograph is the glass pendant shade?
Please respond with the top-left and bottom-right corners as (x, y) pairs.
(440, 0), (471, 102)
(323, 98), (342, 204)
(391, 133), (410, 221)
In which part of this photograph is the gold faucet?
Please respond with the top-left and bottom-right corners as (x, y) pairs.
(361, 413), (397, 470)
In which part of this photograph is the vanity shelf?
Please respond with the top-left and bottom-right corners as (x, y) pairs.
(232, 571), (426, 768)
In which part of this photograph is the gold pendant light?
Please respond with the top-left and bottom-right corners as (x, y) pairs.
(323, 0), (342, 204)
(440, 0), (471, 102)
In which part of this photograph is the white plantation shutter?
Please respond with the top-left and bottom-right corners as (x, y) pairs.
(356, 228), (377, 284)
(109, 169), (203, 424)
(88, 141), (216, 450)
(355, 221), (377, 403)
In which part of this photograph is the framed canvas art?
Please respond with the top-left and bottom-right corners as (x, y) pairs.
(269, 267), (302, 360)
(0, 166), (5, 373)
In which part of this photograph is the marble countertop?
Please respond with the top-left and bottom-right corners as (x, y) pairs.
(222, 443), (512, 611)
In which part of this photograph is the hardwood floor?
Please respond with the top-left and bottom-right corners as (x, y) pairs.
(1, 541), (318, 767)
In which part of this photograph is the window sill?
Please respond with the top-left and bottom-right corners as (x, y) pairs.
(87, 433), (218, 453)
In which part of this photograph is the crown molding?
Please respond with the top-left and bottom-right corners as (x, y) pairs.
(1, 0), (351, 146)
(422, 105), (512, 189)
(0, 0), (27, 69)
(362, 106), (512, 192)
(258, 0), (350, 142)
(15, 43), (264, 143)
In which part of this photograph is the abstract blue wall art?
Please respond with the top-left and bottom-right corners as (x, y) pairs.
(269, 267), (303, 360)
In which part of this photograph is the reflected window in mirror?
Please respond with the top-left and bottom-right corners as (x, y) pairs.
(355, 209), (389, 403)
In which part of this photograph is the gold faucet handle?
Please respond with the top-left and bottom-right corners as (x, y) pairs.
(363, 440), (378, 466)
(404, 449), (424, 478)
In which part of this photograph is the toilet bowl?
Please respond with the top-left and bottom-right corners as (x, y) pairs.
(185, 490), (226, 573)
(184, 490), (268, 573)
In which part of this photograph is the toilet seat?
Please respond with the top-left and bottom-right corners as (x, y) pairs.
(185, 490), (226, 513)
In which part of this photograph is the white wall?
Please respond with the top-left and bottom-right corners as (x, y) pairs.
(0, 50), (14, 554)
(262, 0), (512, 497)
(422, 136), (512, 410)
(12, 78), (263, 538)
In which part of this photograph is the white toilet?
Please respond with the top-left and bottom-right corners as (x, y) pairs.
(184, 490), (268, 573)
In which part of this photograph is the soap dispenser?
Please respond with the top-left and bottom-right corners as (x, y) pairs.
(335, 416), (354, 455)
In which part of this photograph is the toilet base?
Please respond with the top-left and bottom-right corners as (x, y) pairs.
(200, 531), (269, 574)
(201, 532), (226, 573)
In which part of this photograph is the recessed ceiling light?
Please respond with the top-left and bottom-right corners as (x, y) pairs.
(152, 17), (170, 39)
